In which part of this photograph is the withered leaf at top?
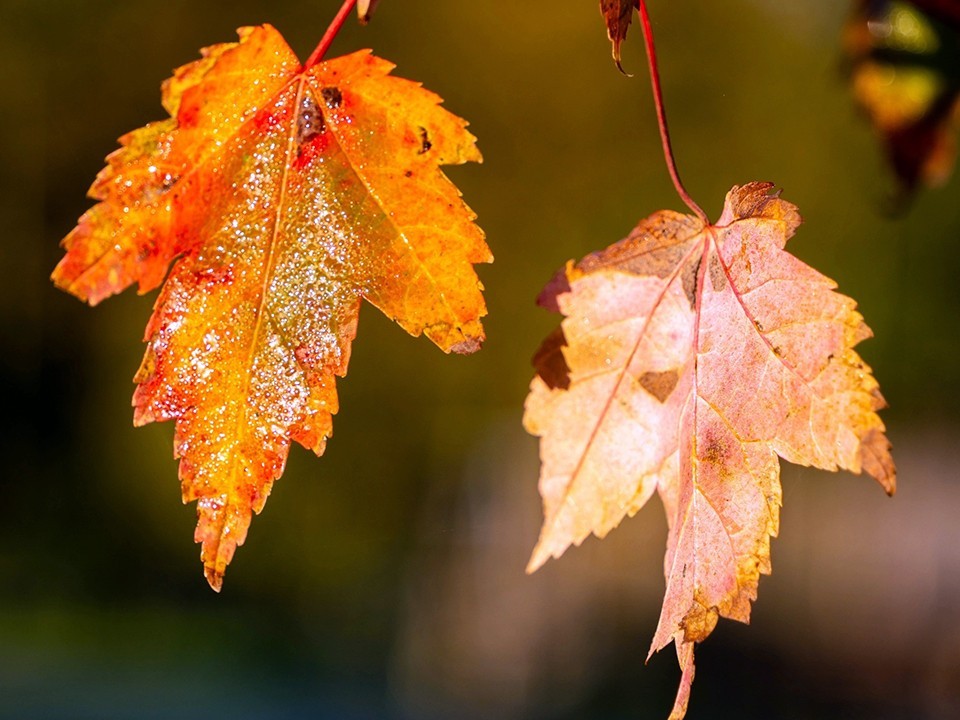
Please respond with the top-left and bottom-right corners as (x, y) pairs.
(601, 0), (640, 72)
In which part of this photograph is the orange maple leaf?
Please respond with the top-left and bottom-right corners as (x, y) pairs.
(52, 25), (491, 590)
(524, 183), (894, 718)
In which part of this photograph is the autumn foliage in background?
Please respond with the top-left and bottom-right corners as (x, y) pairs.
(845, 0), (960, 195)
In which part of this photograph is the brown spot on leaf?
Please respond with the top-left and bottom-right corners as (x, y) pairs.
(296, 93), (324, 144)
(321, 86), (342, 108)
(702, 445), (721, 466)
(418, 127), (432, 154)
(533, 326), (571, 390)
(639, 369), (679, 403)
(699, 427), (731, 469)
(708, 253), (725, 291)
(682, 255), (702, 309)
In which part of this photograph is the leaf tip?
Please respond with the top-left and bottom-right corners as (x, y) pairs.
(449, 335), (483, 355)
(612, 48), (633, 76)
(860, 427), (896, 495)
(525, 543), (550, 575)
(205, 567), (224, 593)
(358, 0), (381, 24)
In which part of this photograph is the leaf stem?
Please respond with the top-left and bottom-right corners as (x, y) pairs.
(304, 0), (359, 70)
(638, 0), (709, 224)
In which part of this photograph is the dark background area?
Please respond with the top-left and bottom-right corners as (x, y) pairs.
(1, 1), (958, 718)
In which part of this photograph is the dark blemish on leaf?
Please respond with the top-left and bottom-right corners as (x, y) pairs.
(296, 93), (324, 145)
(418, 127), (432, 154)
(639, 369), (679, 403)
(701, 435), (727, 467)
(321, 86), (342, 108)
(144, 172), (180, 203)
(533, 326), (571, 390)
(709, 253), (725, 292)
(773, 346), (783, 357)
(682, 255), (702, 309)
(754, 319), (764, 332)
(404, 170), (413, 178)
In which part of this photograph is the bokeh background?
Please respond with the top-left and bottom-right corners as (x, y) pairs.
(2, 1), (959, 718)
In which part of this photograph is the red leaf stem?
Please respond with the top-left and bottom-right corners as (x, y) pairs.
(638, 0), (708, 224)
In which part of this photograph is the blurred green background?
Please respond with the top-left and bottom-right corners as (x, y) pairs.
(2, 1), (959, 718)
